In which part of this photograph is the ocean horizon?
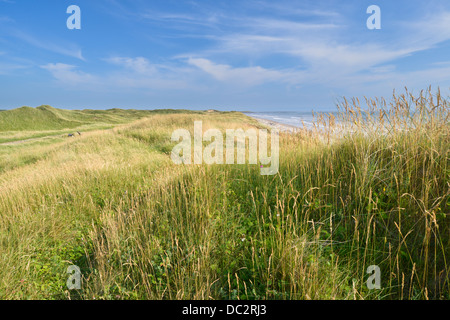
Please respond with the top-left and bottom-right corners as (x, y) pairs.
(244, 111), (340, 129)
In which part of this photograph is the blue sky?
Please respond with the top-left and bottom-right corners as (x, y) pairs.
(1, 0), (450, 111)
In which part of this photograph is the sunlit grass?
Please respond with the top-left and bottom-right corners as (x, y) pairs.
(0, 89), (448, 300)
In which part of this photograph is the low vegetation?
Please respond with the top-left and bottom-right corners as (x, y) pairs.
(0, 105), (202, 143)
(0, 88), (448, 299)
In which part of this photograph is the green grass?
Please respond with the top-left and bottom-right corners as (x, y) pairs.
(0, 105), (208, 143)
(0, 89), (449, 300)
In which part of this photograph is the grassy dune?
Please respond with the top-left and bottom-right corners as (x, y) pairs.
(0, 105), (202, 143)
(0, 89), (449, 300)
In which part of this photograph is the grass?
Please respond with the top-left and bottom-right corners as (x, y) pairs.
(0, 88), (448, 300)
(0, 105), (204, 143)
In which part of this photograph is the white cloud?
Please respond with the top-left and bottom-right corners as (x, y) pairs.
(403, 11), (450, 50)
(247, 1), (341, 18)
(41, 59), (191, 91)
(37, 4), (450, 106)
(187, 58), (286, 86)
(105, 56), (157, 74)
(97, 3), (450, 94)
(190, 8), (450, 92)
(12, 30), (84, 60)
(41, 63), (95, 84)
(0, 63), (26, 75)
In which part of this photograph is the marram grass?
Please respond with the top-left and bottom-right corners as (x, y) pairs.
(0, 88), (448, 300)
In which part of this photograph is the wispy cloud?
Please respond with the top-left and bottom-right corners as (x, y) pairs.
(98, 1), (450, 92)
(12, 30), (84, 60)
(5, 1), (450, 109)
(105, 56), (157, 74)
(0, 63), (26, 75)
(186, 9), (450, 90)
(41, 63), (96, 84)
(247, 1), (341, 18)
(42, 57), (191, 91)
(187, 58), (286, 86)
(41, 6), (450, 96)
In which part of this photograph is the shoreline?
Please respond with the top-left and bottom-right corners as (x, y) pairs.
(248, 116), (303, 133)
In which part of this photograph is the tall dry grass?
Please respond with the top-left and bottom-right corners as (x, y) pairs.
(0, 90), (448, 300)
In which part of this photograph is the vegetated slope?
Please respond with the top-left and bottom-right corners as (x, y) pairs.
(1, 90), (446, 300)
(0, 106), (83, 131)
(0, 105), (204, 131)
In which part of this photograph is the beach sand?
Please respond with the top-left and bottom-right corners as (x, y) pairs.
(250, 116), (302, 133)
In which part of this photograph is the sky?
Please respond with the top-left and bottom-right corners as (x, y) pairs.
(1, 0), (450, 111)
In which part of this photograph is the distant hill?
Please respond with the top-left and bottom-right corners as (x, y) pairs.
(0, 106), (204, 131)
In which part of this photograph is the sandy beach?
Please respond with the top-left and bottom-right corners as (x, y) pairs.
(250, 116), (302, 133)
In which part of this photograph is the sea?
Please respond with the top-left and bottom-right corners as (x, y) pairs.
(243, 111), (340, 129)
